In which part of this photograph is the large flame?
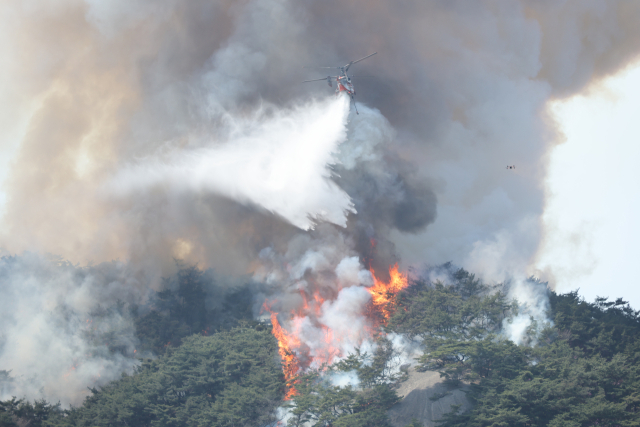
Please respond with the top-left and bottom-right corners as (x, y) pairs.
(367, 263), (409, 323)
(264, 264), (409, 399)
(263, 302), (301, 399)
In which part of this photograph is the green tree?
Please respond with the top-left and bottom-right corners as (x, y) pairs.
(287, 340), (401, 427)
(388, 268), (513, 344)
(135, 264), (260, 355)
(387, 268), (640, 426)
(43, 326), (284, 427)
(0, 398), (61, 427)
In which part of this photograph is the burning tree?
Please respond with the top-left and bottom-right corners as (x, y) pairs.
(262, 263), (410, 400)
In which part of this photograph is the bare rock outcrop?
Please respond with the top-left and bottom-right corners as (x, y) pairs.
(387, 368), (471, 427)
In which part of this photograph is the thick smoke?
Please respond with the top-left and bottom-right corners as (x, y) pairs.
(0, 253), (145, 406)
(335, 105), (437, 276)
(1, 0), (640, 405)
(3, 0), (640, 273)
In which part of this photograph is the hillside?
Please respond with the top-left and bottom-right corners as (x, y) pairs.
(387, 272), (640, 426)
(2, 265), (640, 427)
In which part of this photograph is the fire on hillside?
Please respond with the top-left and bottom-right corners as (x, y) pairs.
(263, 264), (408, 399)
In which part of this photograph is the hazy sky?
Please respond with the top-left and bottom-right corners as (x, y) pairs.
(536, 60), (640, 307)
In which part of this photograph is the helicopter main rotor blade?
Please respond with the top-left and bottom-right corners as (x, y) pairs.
(305, 53), (377, 71)
(350, 52), (377, 65)
(302, 77), (337, 83)
(344, 52), (377, 71)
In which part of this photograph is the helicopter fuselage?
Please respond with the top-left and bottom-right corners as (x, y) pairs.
(303, 52), (376, 115)
(336, 74), (355, 95)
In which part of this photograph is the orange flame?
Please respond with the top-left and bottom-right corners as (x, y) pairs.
(311, 326), (341, 367)
(263, 302), (301, 399)
(264, 264), (408, 400)
(367, 264), (408, 323)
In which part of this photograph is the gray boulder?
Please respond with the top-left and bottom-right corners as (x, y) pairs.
(387, 368), (471, 427)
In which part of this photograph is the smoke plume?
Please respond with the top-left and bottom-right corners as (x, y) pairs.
(0, 253), (145, 406)
(1, 0), (640, 405)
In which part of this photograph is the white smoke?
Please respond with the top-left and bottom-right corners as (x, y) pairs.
(335, 103), (390, 170)
(316, 286), (373, 360)
(328, 370), (360, 388)
(502, 277), (552, 346)
(464, 215), (540, 285)
(255, 225), (378, 367)
(0, 253), (145, 406)
(387, 332), (423, 367)
(110, 95), (354, 230)
(336, 257), (374, 288)
(418, 263), (552, 347)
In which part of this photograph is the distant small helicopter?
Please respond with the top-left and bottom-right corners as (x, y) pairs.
(506, 165), (516, 170)
(303, 52), (377, 114)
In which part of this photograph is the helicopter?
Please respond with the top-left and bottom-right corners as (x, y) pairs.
(303, 52), (377, 114)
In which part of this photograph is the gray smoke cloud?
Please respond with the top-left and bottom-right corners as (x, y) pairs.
(0, 253), (147, 406)
(1, 0), (640, 405)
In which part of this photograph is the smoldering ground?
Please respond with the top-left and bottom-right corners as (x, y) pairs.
(1, 0), (640, 406)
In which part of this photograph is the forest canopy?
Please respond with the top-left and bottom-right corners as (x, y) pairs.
(2, 264), (640, 427)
